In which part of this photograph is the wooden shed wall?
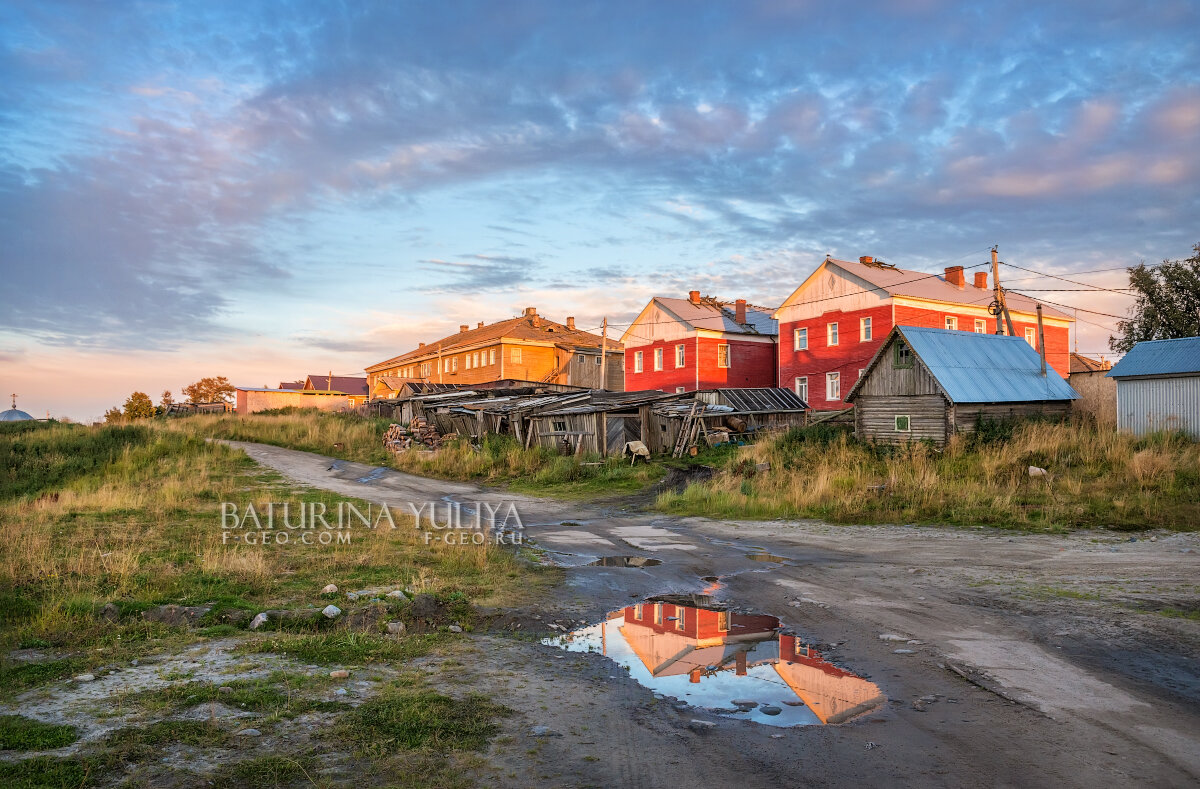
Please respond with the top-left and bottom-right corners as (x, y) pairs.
(853, 394), (947, 444)
(853, 341), (943, 397)
(950, 401), (1071, 432)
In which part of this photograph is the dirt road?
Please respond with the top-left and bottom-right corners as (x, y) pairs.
(227, 441), (1200, 788)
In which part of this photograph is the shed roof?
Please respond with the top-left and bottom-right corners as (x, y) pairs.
(1106, 336), (1200, 378)
(305, 375), (368, 395)
(846, 326), (1078, 404)
(700, 388), (808, 412)
(1069, 353), (1111, 374)
(652, 296), (778, 336)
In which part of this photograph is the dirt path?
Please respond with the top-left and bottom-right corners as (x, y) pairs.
(226, 441), (1200, 787)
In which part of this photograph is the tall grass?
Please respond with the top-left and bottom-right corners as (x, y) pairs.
(160, 410), (394, 465)
(656, 421), (1200, 531)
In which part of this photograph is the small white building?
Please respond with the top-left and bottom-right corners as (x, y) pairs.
(1106, 336), (1200, 438)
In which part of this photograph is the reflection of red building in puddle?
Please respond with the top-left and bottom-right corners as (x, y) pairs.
(612, 602), (884, 723)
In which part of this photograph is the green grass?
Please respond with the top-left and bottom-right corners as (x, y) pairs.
(0, 715), (79, 751)
(0, 755), (92, 789)
(125, 675), (345, 717)
(210, 753), (319, 789)
(238, 632), (447, 664)
(340, 688), (511, 753)
(656, 420), (1200, 531)
(0, 658), (86, 695)
(1156, 607), (1200, 621)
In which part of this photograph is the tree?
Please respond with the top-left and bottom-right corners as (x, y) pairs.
(182, 376), (235, 404)
(104, 407), (125, 424)
(1110, 243), (1200, 353)
(122, 391), (155, 420)
(160, 390), (174, 407)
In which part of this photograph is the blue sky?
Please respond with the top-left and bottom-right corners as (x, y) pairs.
(1, 0), (1197, 419)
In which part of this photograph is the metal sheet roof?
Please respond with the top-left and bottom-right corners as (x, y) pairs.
(1106, 336), (1200, 378)
(699, 387), (808, 412)
(655, 297), (778, 335)
(853, 326), (1078, 403)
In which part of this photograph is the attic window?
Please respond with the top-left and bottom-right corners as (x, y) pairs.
(893, 341), (913, 369)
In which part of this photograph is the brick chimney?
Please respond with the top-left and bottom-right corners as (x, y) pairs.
(974, 272), (988, 289)
(418, 342), (425, 348)
(688, 290), (701, 304)
(859, 255), (874, 265)
(945, 265), (965, 287)
(459, 324), (469, 333)
(477, 321), (484, 328)
(734, 298), (747, 324)
(524, 307), (537, 316)
(566, 316), (575, 329)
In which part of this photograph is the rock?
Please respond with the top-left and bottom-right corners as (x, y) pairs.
(920, 695), (938, 703)
(322, 605), (342, 619)
(218, 686), (233, 695)
(760, 706), (782, 716)
(335, 688), (348, 696)
(530, 726), (562, 737)
(448, 624), (463, 633)
(235, 728), (262, 737)
(688, 719), (717, 731)
(100, 603), (120, 623)
(1028, 465), (1048, 477)
(345, 593), (359, 602)
(1150, 536), (1157, 542)
(322, 584), (338, 594)
(770, 733), (784, 739)
(249, 613), (270, 631)
(330, 670), (350, 679)
(893, 648), (916, 654)
(878, 634), (908, 642)
(731, 699), (758, 709)
(755, 462), (771, 472)
(130, 659), (138, 667)
(911, 701), (927, 712)
(386, 590), (407, 600)
(74, 673), (96, 682)
(386, 621), (407, 636)
(143, 604), (211, 627)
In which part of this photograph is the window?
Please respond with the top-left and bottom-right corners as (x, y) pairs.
(826, 371), (840, 401)
(511, 348), (522, 363)
(716, 611), (729, 632)
(552, 420), (566, 432)
(1025, 327), (1037, 348)
(473, 352), (480, 367)
(717, 344), (731, 368)
(858, 368), (865, 380)
(676, 386), (686, 393)
(860, 317), (872, 341)
(893, 340), (913, 368)
(654, 347), (663, 371)
(895, 415), (911, 432)
(654, 603), (663, 625)
(451, 357), (458, 372)
(634, 351), (643, 373)
(675, 609), (685, 630)
(945, 316), (958, 331)
(794, 376), (808, 403)
(634, 604), (643, 619)
(465, 355), (472, 370)
(675, 344), (685, 368)
(827, 322), (839, 345)
(595, 356), (601, 365)
(794, 327), (808, 351)
(489, 348), (496, 365)
(974, 319), (987, 334)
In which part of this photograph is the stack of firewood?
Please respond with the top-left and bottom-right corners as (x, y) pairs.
(383, 418), (443, 451)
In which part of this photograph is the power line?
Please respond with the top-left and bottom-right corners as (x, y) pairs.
(1006, 289), (1128, 321)
(1001, 261), (1136, 297)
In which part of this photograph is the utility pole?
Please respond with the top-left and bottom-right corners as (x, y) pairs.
(991, 247), (1003, 335)
(1036, 304), (1047, 377)
(599, 317), (608, 391)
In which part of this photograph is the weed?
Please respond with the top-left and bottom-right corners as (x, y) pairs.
(238, 631), (446, 664)
(0, 715), (79, 751)
(340, 689), (510, 753)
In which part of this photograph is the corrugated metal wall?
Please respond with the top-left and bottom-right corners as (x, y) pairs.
(1115, 375), (1200, 438)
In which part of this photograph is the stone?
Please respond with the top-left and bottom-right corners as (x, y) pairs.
(322, 605), (342, 619)
(322, 584), (338, 594)
(448, 624), (463, 633)
(143, 604), (211, 627)
(530, 726), (562, 737)
(760, 706), (782, 716)
(335, 688), (348, 696)
(100, 603), (120, 623)
(770, 734), (784, 739)
(893, 648), (916, 654)
(249, 612), (270, 631)
(688, 719), (717, 731)
(330, 670), (350, 679)
(74, 673), (96, 682)
(731, 699), (758, 709)
(878, 634), (908, 642)
(218, 686), (233, 695)
(386, 590), (407, 599)
(235, 728), (262, 737)
(345, 593), (359, 602)
(386, 621), (407, 635)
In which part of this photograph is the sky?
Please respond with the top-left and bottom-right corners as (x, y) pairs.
(1, 0), (1197, 421)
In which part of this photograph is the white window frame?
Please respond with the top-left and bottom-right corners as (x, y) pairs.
(1025, 327), (1037, 348)
(511, 347), (522, 363)
(858, 368), (865, 380)
(675, 344), (685, 368)
(675, 386), (686, 394)
(634, 351), (643, 373)
(794, 327), (808, 351)
(860, 317), (872, 342)
(826, 371), (840, 401)
(895, 415), (911, 432)
(653, 347), (663, 371)
(451, 357), (458, 372)
(489, 348), (496, 365)
(827, 322), (839, 346)
(794, 376), (808, 403)
(717, 344), (731, 368)
(945, 316), (958, 331)
(974, 319), (987, 334)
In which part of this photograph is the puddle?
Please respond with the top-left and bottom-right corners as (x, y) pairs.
(543, 597), (885, 727)
(701, 576), (720, 583)
(355, 467), (389, 483)
(587, 557), (663, 568)
(745, 553), (787, 563)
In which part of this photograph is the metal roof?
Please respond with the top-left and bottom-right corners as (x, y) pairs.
(1106, 336), (1200, 378)
(847, 326), (1078, 404)
(654, 297), (778, 335)
(698, 388), (808, 412)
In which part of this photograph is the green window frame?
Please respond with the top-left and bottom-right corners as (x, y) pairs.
(893, 341), (913, 368)
(895, 415), (911, 432)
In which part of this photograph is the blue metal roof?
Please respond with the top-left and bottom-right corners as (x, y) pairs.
(1106, 336), (1200, 378)
(892, 326), (1078, 403)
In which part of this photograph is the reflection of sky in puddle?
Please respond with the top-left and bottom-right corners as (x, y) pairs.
(543, 602), (885, 728)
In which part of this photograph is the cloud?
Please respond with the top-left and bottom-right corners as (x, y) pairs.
(419, 254), (542, 292)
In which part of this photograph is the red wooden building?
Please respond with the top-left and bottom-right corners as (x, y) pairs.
(622, 292), (777, 393)
(773, 256), (1073, 411)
